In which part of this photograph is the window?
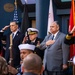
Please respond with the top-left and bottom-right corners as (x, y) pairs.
(61, 0), (71, 2)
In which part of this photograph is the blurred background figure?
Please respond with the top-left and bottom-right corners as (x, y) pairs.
(0, 56), (18, 75)
(0, 56), (8, 75)
(22, 53), (44, 75)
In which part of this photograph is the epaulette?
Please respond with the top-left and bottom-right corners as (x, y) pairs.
(66, 34), (72, 40)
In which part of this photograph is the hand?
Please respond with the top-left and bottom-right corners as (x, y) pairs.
(8, 65), (18, 74)
(62, 64), (68, 70)
(22, 36), (28, 43)
(70, 26), (75, 34)
(2, 25), (9, 31)
(46, 40), (55, 46)
(36, 41), (40, 47)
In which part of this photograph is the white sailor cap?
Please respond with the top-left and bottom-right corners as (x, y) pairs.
(27, 28), (39, 35)
(18, 44), (35, 51)
(73, 56), (75, 64)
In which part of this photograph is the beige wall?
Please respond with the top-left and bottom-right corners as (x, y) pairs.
(32, 20), (36, 28)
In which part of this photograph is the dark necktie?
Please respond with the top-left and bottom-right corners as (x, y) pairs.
(12, 33), (14, 39)
(52, 35), (54, 40)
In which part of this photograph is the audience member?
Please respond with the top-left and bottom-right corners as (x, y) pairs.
(0, 56), (18, 75)
(22, 53), (44, 75)
(17, 43), (35, 75)
(0, 56), (8, 75)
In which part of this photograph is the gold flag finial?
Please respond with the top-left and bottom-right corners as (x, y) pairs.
(14, 0), (17, 9)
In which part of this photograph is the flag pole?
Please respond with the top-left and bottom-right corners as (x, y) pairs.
(14, 0), (17, 9)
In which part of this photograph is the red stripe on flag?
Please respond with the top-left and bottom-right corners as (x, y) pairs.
(69, 0), (75, 59)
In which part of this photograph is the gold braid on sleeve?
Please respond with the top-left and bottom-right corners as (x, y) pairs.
(66, 34), (72, 40)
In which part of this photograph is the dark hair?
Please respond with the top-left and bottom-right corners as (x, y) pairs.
(0, 56), (8, 75)
(10, 21), (19, 25)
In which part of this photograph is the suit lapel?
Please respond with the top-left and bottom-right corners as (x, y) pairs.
(55, 32), (61, 40)
(13, 31), (20, 39)
(48, 34), (53, 40)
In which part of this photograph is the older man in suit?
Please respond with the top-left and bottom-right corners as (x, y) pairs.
(0, 21), (24, 68)
(39, 21), (70, 75)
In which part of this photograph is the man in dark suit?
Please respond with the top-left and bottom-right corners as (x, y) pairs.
(22, 53), (44, 75)
(39, 21), (70, 75)
(0, 21), (24, 68)
(22, 28), (44, 60)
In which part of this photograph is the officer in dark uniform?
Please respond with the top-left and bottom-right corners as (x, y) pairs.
(64, 26), (75, 45)
(22, 28), (44, 60)
(64, 26), (75, 75)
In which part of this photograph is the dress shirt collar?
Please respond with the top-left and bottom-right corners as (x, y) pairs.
(31, 38), (36, 43)
(12, 29), (19, 37)
(52, 31), (59, 40)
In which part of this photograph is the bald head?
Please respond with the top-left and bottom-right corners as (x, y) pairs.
(22, 53), (43, 74)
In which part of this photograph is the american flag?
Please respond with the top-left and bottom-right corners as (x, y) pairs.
(13, 0), (19, 23)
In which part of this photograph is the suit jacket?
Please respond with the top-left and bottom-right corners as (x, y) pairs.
(40, 32), (70, 71)
(25, 37), (44, 60)
(5, 31), (24, 68)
